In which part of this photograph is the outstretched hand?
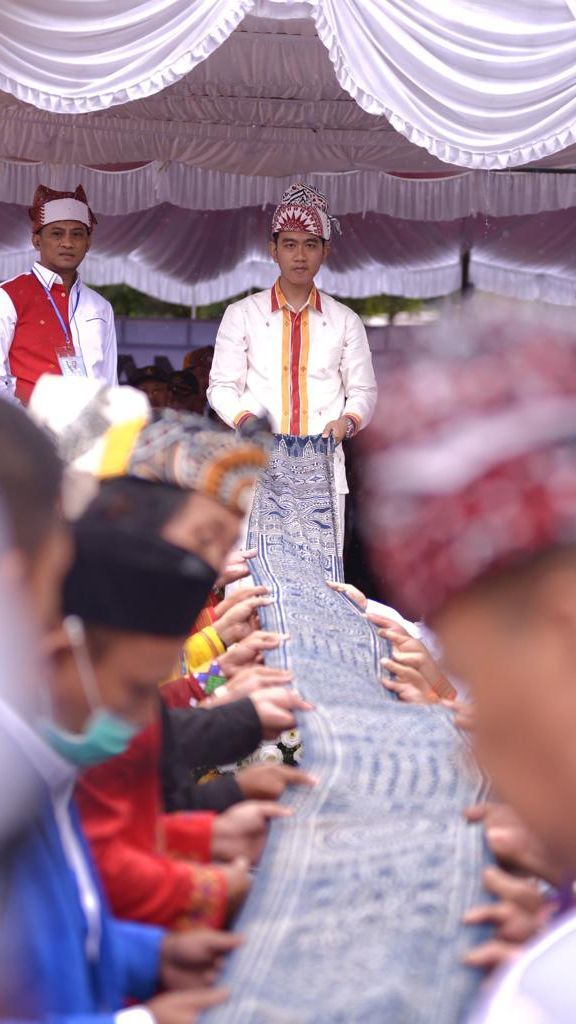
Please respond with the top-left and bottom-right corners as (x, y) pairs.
(214, 587), (274, 646)
(236, 763), (316, 801)
(215, 548), (257, 589)
(211, 801), (293, 865)
(462, 865), (551, 971)
(250, 685), (314, 739)
(466, 801), (563, 885)
(160, 928), (242, 990)
(218, 631), (289, 678)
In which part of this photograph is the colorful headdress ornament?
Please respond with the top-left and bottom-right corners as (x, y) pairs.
(271, 182), (339, 241)
(127, 412), (270, 516)
(29, 184), (97, 234)
(28, 376), (270, 518)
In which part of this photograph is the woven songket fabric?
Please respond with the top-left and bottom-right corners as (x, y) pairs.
(358, 308), (576, 618)
(204, 434), (491, 1024)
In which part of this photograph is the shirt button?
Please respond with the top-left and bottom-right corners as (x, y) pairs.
(61, 292), (66, 298)
(283, 365), (289, 371)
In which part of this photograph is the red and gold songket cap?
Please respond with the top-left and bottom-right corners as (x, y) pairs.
(29, 183), (97, 233)
(358, 303), (576, 620)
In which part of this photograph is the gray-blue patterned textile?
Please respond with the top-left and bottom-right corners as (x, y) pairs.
(204, 435), (492, 1024)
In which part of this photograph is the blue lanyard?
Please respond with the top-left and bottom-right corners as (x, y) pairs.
(33, 268), (80, 349)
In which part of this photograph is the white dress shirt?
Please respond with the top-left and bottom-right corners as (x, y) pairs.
(0, 262), (118, 386)
(208, 281), (377, 493)
(468, 911), (576, 1023)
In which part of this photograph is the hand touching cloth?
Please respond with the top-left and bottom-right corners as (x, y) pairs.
(211, 801), (293, 865)
(213, 586), (274, 646)
(368, 613), (457, 704)
(214, 548), (257, 590)
(218, 631), (289, 677)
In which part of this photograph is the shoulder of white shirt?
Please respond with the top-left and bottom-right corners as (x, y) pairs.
(0, 264), (112, 315)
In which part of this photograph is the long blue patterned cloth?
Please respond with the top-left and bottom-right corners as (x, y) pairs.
(205, 435), (491, 1024)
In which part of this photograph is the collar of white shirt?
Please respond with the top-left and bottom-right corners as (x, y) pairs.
(32, 261), (82, 297)
(271, 279), (323, 315)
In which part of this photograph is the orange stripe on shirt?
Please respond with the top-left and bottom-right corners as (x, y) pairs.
(281, 308), (291, 433)
(310, 285), (323, 313)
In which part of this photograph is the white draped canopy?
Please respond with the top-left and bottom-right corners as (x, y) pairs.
(3, 1), (576, 171)
(2, 1), (576, 304)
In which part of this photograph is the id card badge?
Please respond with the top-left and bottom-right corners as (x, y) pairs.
(56, 347), (88, 378)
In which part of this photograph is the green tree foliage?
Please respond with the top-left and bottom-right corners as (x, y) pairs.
(341, 294), (423, 323)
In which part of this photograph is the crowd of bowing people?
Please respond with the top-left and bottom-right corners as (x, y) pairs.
(0, 341), (572, 1024)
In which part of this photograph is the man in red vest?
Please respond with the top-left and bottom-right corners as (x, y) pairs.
(0, 184), (117, 404)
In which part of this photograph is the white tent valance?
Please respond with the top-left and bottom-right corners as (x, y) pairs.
(471, 209), (576, 306)
(0, 202), (463, 305)
(3, 199), (576, 308)
(2, 1), (576, 171)
(4, 160), (576, 222)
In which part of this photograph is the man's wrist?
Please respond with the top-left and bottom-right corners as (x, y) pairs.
(344, 416), (357, 440)
(233, 410), (255, 429)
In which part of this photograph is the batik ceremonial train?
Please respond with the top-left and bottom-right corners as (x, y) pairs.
(205, 435), (491, 1024)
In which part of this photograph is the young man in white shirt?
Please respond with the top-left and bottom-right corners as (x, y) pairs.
(0, 184), (117, 403)
(208, 183), (377, 543)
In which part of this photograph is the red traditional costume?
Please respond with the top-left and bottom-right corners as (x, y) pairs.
(75, 722), (228, 930)
(0, 185), (117, 403)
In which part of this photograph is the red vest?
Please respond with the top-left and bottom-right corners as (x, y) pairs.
(1, 273), (71, 404)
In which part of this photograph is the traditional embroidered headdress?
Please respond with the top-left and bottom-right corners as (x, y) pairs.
(127, 412), (270, 515)
(359, 303), (576, 619)
(28, 377), (269, 518)
(29, 184), (97, 234)
(271, 182), (337, 241)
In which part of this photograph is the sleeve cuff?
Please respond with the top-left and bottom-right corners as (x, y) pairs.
(202, 625), (226, 657)
(116, 1006), (156, 1024)
(233, 410), (254, 428)
(171, 865), (228, 930)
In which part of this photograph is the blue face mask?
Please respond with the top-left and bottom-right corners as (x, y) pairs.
(42, 615), (141, 768)
(42, 710), (140, 769)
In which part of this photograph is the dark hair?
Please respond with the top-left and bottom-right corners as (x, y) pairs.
(170, 369), (200, 395)
(0, 401), (62, 555)
(83, 477), (188, 536)
(271, 232), (326, 246)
